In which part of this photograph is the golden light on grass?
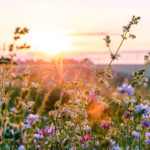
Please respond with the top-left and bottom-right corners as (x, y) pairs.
(26, 30), (73, 55)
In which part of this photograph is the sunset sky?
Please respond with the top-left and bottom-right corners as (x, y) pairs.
(0, 0), (150, 63)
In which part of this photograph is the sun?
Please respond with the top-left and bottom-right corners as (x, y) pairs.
(26, 30), (73, 55)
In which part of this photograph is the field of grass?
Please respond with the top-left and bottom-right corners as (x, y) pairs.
(1, 16), (150, 150)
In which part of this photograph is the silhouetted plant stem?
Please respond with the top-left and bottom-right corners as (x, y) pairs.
(106, 31), (127, 72)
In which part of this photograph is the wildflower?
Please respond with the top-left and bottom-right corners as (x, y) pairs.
(34, 139), (37, 144)
(34, 133), (44, 139)
(5, 82), (10, 87)
(70, 146), (77, 150)
(145, 132), (150, 145)
(18, 145), (25, 150)
(111, 140), (116, 146)
(144, 105), (150, 114)
(27, 114), (39, 121)
(23, 132), (27, 137)
(117, 84), (134, 96)
(126, 146), (129, 150)
(26, 114), (39, 127)
(43, 127), (48, 133)
(84, 145), (89, 149)
(101, 121), (110, 129)
(132, 131), (140, 139)
(48, 124), (55, 135)
(135, 104), (145, 113)
(145, 132), (150, 139)
(123, 111), (133, 119)
(84, 125), (91, 132)
(111, 145), (121, 150)
(142, 113), (148, 119)
(141, 120), (150, 128)
(80, 138), (83, 144)
(88, 89), (96, 101)
(40, 146), (44, 149)
(145, 139), (150, 145)
(84, 135), (90, 141)
(95, 141), (100, 146)
(62, 138), (66, 144)
(141, 106), (150, 119)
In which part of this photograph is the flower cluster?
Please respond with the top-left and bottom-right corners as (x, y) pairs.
(2, 16), (150, 150)
(26, 114), (39, 128)
(132, 131), (140, 140)
(117, 84), (134, 96)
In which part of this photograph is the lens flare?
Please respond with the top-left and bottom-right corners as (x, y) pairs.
(87, 102), (104, 116)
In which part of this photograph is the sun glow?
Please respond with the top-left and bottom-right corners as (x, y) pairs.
(26, 30), (73, 55)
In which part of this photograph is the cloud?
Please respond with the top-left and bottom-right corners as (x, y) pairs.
(65, 32), (119, 36)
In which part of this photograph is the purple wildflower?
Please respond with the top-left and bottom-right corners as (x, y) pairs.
(101, 121), (110, 129)
(88, 89), (96, 101)
(132, 131), (140, 139)
(144, 105), (150, 114)
(43, 126), (49, 133)
(40, 146), (44, 149)
(117, 84), (134, 96)
(26, 114), (39, 128)
(123, 111), (133, 119)
(142, 113), (149, 119)
(135, 104), (145, 113)
(145, 132), (150, 139)
(142, 120), (150, 128)
(34, 139), (37, 144)
(111, 145), (121, 150)
(145, 132), (150, 145)
(48, 124), (55, 135)
(34, 133), (44, 139)
(145, 139), (150, 145)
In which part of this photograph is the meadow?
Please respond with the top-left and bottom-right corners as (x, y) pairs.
(1, 16), (150, 150)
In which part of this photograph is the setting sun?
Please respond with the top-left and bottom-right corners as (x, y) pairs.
(26, 30), (73, 55)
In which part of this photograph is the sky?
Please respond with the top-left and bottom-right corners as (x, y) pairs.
(0, 0), (150, 63)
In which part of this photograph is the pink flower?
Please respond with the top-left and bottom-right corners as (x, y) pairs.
(39, 132), (44, 136)
(43, 127), (48, 133)
(80, 138), (83, 144)
(84, 135), (90, 141)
